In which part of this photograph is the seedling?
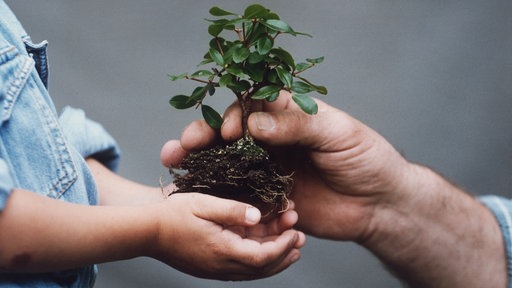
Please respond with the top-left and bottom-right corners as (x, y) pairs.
(168, 4), (327, 219)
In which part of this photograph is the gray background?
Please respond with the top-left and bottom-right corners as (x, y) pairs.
(8, 0), (512, 287)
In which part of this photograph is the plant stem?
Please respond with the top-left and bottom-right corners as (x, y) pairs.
(186, 76), (211, 84)
(292, 63), (315, 76)
(215, 37), (224, 55)
(239, 93), (252, 139)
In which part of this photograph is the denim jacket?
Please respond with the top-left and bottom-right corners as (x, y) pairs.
(0, 1), (120, 287)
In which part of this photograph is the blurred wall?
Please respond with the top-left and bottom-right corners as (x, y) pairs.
(7, 1), (511, 287)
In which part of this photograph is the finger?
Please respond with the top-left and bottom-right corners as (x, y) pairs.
(248, 98), (353, 151)
(295, 231), (307, 249)
(255, 213), (305, 249)
(181, 119), (217, 151)
(220, 101), (244, 141)
(219, 92), (296, 142)
(213, 247), (301, 281)
(277, 209), (299, 231)
(193, 194), (261, 226)
(231, 229), (301, 272)
(160, 139), (188, 168)
(243, 248), (301, 281)
(248, 109), (317, 147)
(259, 209), (299, 237)
(229, 202), (298, 242)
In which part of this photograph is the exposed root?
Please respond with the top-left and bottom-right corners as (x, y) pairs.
(169, 137), (293, 219)
(159, 174), (173, 198)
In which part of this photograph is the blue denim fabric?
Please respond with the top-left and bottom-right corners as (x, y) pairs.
(480, 196), (512, 288)
(24, 39), (49, 89)
(0, 1), (120, 287)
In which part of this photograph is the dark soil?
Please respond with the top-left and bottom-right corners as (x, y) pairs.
(169, 137), (293, 220)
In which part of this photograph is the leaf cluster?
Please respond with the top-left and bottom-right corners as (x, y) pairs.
(169, 4), (327, 129)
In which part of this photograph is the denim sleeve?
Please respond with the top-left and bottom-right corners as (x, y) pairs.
(0, 159), (14, 209)
(479, 195), (512, 287)
(59, 106), (121, 172)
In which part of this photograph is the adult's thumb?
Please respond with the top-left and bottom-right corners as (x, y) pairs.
(248, 110), (318, 148)
(248, 99), (356, 152)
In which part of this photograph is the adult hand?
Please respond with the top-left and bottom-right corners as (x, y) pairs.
(150, 192), (305, 280)
(162, 92), (411, 242)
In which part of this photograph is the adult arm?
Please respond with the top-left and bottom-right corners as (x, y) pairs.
(165, 92), (508, 287)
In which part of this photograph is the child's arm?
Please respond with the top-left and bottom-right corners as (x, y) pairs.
(86, 158), (165, 206)
(0, 161), (304, 280)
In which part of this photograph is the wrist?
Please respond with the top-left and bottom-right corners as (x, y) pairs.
(359, 162), (426, 248)
(81, 203), (163, 263)
(361, 164), (507, 287)
(132, 203), (164, 259)
(87, 204), (162, 263)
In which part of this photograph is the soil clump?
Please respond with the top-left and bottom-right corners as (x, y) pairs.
(170, 137), (293, 220)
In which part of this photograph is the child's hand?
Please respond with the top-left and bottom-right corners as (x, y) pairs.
(149, 192), (305, 280)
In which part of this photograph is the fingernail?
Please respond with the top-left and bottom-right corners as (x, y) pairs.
(255, 113), (275, 131)
(245, 206), (261, 224)
(221, 116), (229, 129)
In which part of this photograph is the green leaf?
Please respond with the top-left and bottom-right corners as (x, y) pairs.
(226, 18), (246, 26)
(190, 86), (208, 102)
(190, 70), (214, 78)
(169, 95), (196, 109)
(228, 80), (251, 92)
(267, 69), (278, 83)
(226, 65), (245, 78)
(168, 73), (187, 81)
(313, 84), (328, 95)
(232, 46), (250, 63)
(276, 67), (292, 88)
(207, 19), (236, 36)
(291, 81), (315, 94)
(208, 24), (224, 37)
(198, 58), (213, 66)
(219, 74), (234, 87)
(266, 12), (280, 20)
(201, 105), (223, 129)
(294, 31), (313, 38)
(256, 35), (273, 55)
(252, 85), (282, 100)
(267, 91), (280, 102)
(246, 22), (266, 45)
(306, 56), (325, 64)
(222, 46), (235, 65)
(209, 37), (226, 50)
(209, 6), (237, 17)
(247, 52), (264, 64)
(205, 18), (238, 27)
(208, 85), (216, 96)
(244, 4), (269, 19)
(260, 18), (312, 37)
(209, 48), (224, 66)
(261, 19), (295, 35)
(270, 48), (295, 69)
(297, 76), (328, 95)
(245, 62), (265, 82)
(292, 93), (318, 114)
(295, 62), (312, 72)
